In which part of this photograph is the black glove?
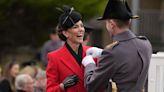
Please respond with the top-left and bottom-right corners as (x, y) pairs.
(62, 74), (79, 90)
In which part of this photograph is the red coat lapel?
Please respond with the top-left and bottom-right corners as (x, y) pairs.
(60, 45), (89, 80)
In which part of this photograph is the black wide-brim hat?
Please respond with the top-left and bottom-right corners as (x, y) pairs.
(98, 0), (139, 20)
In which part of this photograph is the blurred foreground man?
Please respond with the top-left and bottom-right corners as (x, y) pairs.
(82, 0), (152, 92)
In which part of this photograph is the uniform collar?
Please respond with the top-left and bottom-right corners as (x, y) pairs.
(113, 30), (136, 42)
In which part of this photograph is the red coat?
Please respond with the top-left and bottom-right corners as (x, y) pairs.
(46, 44), (90, 92)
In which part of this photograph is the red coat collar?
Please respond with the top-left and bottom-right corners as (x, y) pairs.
(59, 45), (89, 80)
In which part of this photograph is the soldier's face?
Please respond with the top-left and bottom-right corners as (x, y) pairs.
(105, 20), (114, 36)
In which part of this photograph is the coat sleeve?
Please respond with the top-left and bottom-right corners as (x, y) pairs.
(84, 50), (117, 92)
(46, 53), (64, 92)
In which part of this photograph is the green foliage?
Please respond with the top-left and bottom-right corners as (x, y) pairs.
(0, 0), (107, 53)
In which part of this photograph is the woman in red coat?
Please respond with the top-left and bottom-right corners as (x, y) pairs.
(46, 5), (90, 92)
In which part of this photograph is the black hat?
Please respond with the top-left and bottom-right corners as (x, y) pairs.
(84, 25), (94, 33)
(58, 5), (82, 30)
(98, 0), (139, 20)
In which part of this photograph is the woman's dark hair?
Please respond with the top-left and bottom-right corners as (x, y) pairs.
(56, 25), (67, 41)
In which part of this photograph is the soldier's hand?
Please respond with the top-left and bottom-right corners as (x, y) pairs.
(82, 55), (95, 67)
(87, 47), (103, 58)
(62, 74), (79, 90)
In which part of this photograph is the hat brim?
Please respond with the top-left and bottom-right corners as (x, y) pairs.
(97, 17), (106, 21)
(131, 15), (139, 19)
(97, 15), (139, 21)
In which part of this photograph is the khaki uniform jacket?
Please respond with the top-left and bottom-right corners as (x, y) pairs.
(84, 31), (152, 92)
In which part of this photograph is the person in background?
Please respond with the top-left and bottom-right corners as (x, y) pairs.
(15, 74), (34, 92)
(0, 61), (20, 92)
(83, 25), (94, 45)
(34, 70), (46, 92)
(20, 60), (38, 78)
(46, 5), (91, 92)
(82, 0), (152, 92)
(40, 27), (63, 67)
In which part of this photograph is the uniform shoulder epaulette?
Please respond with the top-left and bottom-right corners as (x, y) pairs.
(137, 36), (147, 40)
(105, 41), (119, 49)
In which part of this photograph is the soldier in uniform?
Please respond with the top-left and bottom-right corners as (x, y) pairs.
(82, 0), (152, 92)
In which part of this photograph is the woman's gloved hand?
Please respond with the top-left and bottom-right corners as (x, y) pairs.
(62, 74), (79, 91)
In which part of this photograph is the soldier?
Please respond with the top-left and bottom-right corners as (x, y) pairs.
(82, 0), (152, 92)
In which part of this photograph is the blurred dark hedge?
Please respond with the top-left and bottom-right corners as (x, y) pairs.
(0, 0), (106, 53)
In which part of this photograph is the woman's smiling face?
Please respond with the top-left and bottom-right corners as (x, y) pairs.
(63, 20), (85, 44)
